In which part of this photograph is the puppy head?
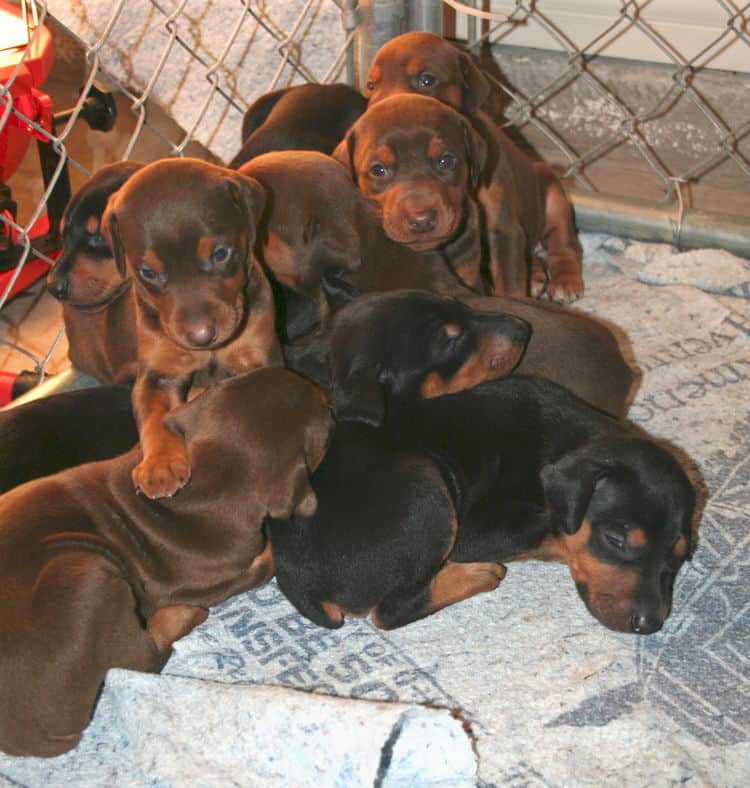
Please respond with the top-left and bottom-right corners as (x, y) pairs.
(540, 437), (696, 634)
(327, 289), (529, 424)
(365, 32), (490, 114)
(335, 95), (486, 252)
(103, 158), (266, 350)
(166, 367), (334, 519)
(239, 151), (366, 294)
(47, 161), (143, 309)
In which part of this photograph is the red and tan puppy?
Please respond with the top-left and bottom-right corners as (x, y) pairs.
(365, 32), (584, 303)
(0, 367), (334, 757)
(335, 94), (488, 292)
(104, 157), (281, 499)
(46, 161), (142, 383)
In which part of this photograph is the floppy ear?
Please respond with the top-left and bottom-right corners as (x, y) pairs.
(226, 173), (266, 239)
(541, 448), (609, 534)
(461, 118), (488, 190)
(331, 359), (385, 426)
(264, 460), (318, 520)
(458, 50), (491, 113)
(321, 270), (362, 312)
(332, 129), (357, 181)
(103, 207), (127, 278)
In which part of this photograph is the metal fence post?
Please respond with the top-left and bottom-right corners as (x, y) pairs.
(356, 0), (407, 91)
(408, 0), (443, 34)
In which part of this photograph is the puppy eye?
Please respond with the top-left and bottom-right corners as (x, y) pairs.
(603, 528), (627, 551)
(139, 265), (165, 285)
(366, 80), (375, 91)
(437, 153), (456, 171)
(369, 163), (388, 178)
(211, 245), (231, 265)
(87, 232), (109, 249)
(417, 72), (436, 89)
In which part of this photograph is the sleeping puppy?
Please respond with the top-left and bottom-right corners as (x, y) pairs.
(365, 32), (584, 303)
(272, 372), (695, 635)
(0, 367), (333, 757)
(103, 158), (281, 499)
(229, 83), (366, 169)
(46, 161), (143, 383)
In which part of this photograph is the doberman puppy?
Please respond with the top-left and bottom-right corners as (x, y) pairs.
(365, 32), (584, 303)
(46, 161), (142, 383)
(0, 368), (333, 757)
(103, 157), (281, 499)
(335, 94), (488, 292)
(237, 151), (368, 341)
(228, 83), (366, 170)
(271, 373), (695, 635)
(268, 303), (530, 629)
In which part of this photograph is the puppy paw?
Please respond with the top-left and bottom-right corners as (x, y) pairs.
(132, 452), (191, 499)
(546, 272), (584, 304)
(472, 561), (507, 591)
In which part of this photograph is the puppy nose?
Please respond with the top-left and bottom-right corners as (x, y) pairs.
(47, 276), (70, 301)
(629, 612), (663, 635)
(407, 209), (437, 233)
(186, 322), (216, 347)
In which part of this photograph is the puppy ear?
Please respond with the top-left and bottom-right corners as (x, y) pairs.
(102, 207), (127, 278)
(227, 173), (266, 234)
(458, 51), (490, 113)
(462, 118), (487, 190)
(541, 449), (608, 535)
(265, 461), (318, 520)
(332, 129), (357, 181)
(321, 270), (362, 312)
(331, 360), (385, 426)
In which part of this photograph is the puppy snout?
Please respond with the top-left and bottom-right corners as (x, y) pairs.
(47, 274), (70, 301)
(629, 611), (663, 635)
(407, 208), (437, 234)
(185, 321), (217, 347)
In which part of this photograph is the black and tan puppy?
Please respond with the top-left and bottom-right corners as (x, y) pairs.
(0, 368), (333, 758)
(46, 161), (142, 383)
(365, 32), (583, 303)
(103, 157), (281, 499)
(269, 306), (529, 629)
(229, 83), (366, 170)
(271, 372), (694, 635)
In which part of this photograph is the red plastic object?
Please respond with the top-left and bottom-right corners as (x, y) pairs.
(0, 0), (54, 181)
(0, 370), (15, 405)
(0, 212), (56, 301)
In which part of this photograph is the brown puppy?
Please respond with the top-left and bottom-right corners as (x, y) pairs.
(46, 161), (142, 383)
(0, 367), (333, 757)
(365, 32), (584, 303)
(229, 83), (366, 170)
(104, 158), (281, 499)
(335, 94), (488, 292)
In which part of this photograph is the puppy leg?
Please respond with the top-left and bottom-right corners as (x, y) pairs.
(0, 552), (167, 757)
(536, 164), (583, 304)
(487, 225), (529, 298)
(131, 374), (191, 499)
(530, 255), (549, 298)
(371, 561), (506, 630)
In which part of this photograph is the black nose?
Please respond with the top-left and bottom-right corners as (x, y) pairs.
(408, 209), (437, 233)
(629, 612), (663, 635)
(186, 322), (216, 347)
(47, 275), (70, 301)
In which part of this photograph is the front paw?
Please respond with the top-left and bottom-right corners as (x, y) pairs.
(546, 271), (584, 303)
(132, 451), (191, 499)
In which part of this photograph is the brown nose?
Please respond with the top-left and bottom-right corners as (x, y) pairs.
(407, 209), (437, 233)
(186, 321), (216, 347)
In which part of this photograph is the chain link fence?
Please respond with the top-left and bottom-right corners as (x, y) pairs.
(1, 0), (748, 388)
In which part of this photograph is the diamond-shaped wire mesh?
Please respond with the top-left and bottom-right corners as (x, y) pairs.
(1, 0), (748, 382)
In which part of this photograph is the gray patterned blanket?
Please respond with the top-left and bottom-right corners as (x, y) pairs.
(1, 237), (748, 786)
